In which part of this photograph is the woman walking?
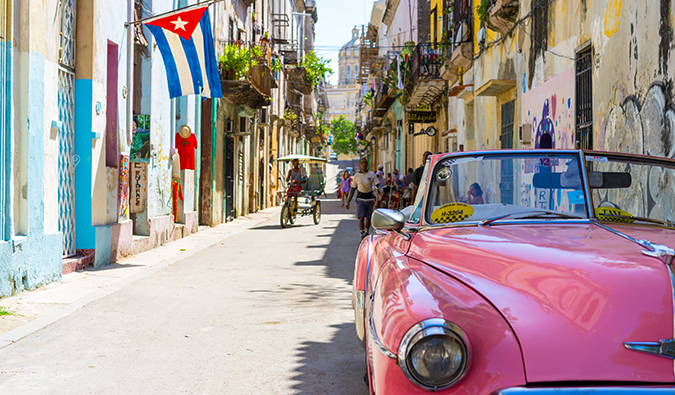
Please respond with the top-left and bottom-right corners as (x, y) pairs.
(339, 170), (352, 207)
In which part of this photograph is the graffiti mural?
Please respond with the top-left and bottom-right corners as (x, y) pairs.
(131, 115), (151, 162)
(130, 162), (147, 213)
(521, 66), (575, 149)
(598, 83), (675, 224)
(119, 154), (129, 220)
(601, 83), (675, 158)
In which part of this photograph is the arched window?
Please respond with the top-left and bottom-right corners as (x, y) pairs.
(347, 66), (351, 80)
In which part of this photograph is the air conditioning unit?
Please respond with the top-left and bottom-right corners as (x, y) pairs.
(519, 123), (532, 144)
(234, 117), (251, 136)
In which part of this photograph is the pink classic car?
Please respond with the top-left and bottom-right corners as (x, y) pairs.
(353, 149), (675, 394)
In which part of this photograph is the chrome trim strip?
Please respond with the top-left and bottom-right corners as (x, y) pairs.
(419, 219), (592, 232)
(368, 293), (396, 359)
(365, 236), (373, 294)
(498, 388), (675, 394)
(624, 340), (675, 359)
(579, 151), (595, 217)
(397, 318), (471, 391)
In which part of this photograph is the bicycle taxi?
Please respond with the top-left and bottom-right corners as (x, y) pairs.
(276, 154), (327, 228)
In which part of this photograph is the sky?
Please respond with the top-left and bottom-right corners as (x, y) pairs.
(314, 0), (373, 85)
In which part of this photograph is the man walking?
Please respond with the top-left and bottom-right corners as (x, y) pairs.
(346, 157), (382, 239)
(411, 151), (432, 202)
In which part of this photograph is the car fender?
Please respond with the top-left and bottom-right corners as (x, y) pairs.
(368, 256), (526, 394)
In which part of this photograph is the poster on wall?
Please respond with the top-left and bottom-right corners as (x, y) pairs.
(130, 161), (147, 213)
(119, 154), (130, 220)
(130, 115), (151, 162)
(521, 66), (575, 149)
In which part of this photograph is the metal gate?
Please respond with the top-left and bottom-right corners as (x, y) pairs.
(58, 0), (76, 257)
(576, 48), (593, 149)
(500, 100), (515, 205)
(224, 136), (235, 222)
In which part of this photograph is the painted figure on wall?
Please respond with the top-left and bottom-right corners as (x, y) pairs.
(131, 115), (151, 162)
(119, 154), (130, 220)
(522, 66), (575, 149)
(534, 99), (555, 148)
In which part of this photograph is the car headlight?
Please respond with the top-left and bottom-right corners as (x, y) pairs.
(398, 319), (470, 390)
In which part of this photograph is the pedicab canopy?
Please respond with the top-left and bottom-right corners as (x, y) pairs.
(275, 154), (328, 163)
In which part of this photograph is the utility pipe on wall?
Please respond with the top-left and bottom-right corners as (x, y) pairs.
(126, 0), (134, 147)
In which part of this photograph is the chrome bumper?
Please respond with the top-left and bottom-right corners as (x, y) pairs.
(498, 388), (675, 394)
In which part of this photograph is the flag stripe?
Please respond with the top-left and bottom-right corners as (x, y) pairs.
(145, 24), (182, 97)
(181, 36), (203, 95)
(191, 23), (210, 97)
(200, 11), (222, 98)
(144, 8), (222, 99)
(165, 30), (194, 95)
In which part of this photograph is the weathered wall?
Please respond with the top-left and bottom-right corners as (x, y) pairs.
(1, 0), (62, 297)
(449, 0), (675, 160)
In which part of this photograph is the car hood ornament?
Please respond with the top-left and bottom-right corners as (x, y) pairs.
(639, 239), (675, 266)
(624, 339), (675, 359)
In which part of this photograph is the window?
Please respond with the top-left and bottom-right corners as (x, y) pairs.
(576, 47), (593, 149)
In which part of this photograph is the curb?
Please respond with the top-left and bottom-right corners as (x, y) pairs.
(0, 207), (279, 350)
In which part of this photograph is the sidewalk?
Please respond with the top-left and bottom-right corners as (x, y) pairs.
(0, 207), (279, 349)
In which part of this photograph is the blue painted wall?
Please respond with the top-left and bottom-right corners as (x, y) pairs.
(74, 79), (95, 249)
(0, 51), (62, 297)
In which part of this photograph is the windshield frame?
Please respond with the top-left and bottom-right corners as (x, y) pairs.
(582, 150), (675, 228)
(420, 149), (593, 228)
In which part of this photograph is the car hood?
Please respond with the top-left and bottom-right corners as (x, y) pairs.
(407, 223), (675, 383)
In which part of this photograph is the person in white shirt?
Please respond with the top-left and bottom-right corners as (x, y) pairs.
(346, 158), (383, 239)
(376, 164), (385, 186)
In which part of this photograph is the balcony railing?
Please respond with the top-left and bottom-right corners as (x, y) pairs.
(411, 43), (444, 84)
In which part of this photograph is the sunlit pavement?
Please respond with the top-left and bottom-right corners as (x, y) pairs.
(0, 162), (369, 394)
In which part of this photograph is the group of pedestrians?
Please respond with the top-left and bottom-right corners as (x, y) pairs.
(338, 152), (432, 240)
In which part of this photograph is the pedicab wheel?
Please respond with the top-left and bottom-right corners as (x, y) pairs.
(313, 202), (321, 225)
(280, 204), (290, 228)
(289, 206), (296, 224)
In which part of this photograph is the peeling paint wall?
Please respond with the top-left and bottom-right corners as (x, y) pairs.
(448, 0), (675, 160)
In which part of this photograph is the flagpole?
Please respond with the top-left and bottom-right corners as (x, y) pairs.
(125, 0), (225, 27)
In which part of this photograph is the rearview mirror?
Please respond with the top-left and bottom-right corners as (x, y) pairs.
(372, 209), (405, 232)
(588, 172), (632, 188)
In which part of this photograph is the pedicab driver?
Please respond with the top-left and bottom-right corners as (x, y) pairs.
(346, 158), (383, 239)
(286, 159), (306, 212)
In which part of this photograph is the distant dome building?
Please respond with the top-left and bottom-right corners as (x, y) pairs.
(338, 27), (361, 86)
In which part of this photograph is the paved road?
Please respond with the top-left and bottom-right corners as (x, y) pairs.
(0, 163), (369, 394)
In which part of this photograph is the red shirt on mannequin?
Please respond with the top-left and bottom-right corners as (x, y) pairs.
(175, 132), (198, 170)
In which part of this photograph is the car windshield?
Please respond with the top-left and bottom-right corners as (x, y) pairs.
(587, 154), (675, 228)
(426, 153), (589, 225)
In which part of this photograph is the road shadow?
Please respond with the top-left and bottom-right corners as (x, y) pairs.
(289, 322), (368, 395)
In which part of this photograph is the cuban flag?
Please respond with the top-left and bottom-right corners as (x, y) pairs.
(145, 6), (222, 98)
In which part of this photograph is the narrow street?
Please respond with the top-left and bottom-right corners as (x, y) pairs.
(0, 162), (368, 395)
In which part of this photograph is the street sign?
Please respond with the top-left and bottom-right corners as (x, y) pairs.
(407, 111), (436, 123)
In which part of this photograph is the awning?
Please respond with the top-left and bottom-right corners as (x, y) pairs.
(275, 154), (327, 163)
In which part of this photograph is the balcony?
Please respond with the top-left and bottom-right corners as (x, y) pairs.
(287, 66), (312, 95)
(449, 0), (473, 70)
(221, 79), (271, 110)
(408, 43), (446, 107)
(248, 65), (277, 97)
(373, 84), (395, 117)
(486, 0), (519, 35)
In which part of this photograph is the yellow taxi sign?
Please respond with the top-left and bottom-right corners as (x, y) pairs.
(595, 207), (635, 223)
(431, 203), (475, 223)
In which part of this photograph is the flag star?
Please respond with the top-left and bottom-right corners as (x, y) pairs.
(171, 17), (188, 31)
